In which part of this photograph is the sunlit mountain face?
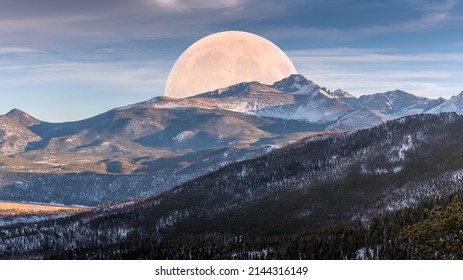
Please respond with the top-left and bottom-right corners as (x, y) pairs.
(0, 74), (457, 207)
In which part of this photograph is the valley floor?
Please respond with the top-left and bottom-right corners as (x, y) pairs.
(0, 201), (90, 216)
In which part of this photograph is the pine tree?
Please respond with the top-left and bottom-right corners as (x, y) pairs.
(403, 197), (463, 259)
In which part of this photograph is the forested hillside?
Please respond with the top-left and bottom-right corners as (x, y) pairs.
(1, 113), (463, 259)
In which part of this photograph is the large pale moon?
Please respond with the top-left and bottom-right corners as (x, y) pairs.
(164, 31), (297, 98)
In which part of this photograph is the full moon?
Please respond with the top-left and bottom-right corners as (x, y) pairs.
(164, 31), (297, 98)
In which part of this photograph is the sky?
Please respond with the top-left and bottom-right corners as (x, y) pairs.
(1, 0), (462, 122)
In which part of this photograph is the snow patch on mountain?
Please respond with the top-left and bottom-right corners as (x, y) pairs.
(388, 135), (413, 163)
(174, 131), (196, 142)
(111, 74), (458, 129)
(427, 92), (463, 115)
(326, 109), (384, 131)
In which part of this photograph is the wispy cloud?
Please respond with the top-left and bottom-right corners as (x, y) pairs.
(0, 60), (169, 95)
(151, 0), (244, 11)
(267, 11), (455, 41)
(0, 47), (41, 54)
(0, 0), (278, 44)
(266, 0), (462, 42)
(287, 48), (463, 63)
(404, 0), (456, 12)
(288, 48), (463, 98)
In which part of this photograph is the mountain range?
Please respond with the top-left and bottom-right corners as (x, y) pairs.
(1, 74), (463, 259)
(1, 74), (463, 206)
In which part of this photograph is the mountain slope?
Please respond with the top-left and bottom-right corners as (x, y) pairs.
(3, 75), (364, 178)
(0, 115), (41, 155)
(0, 105), (296, 174)
(154, 75), (356, 123)
(2, 113), (463, 259)
(0, 74), (459, 207)
(427, 91), (463, 115)
(359, 90), (445, 119)
(0, 145), (277, 206)
(152, 75), (449, 125)
(116, 113), (462, 234)
(0, 74), (453, 164)
(5, 109), (41, 127)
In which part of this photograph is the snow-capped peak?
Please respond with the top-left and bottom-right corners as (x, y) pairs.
(331, 89), (355, 99)
(194, 81), (281, 99)
(427, 91), (463, 115)
(272, 74), (335, 98)
(272, 74), (312, 92)
(5, 108), (41, 127)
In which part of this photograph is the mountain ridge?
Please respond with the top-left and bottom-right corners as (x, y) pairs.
(1, 74), (462, 206)
(147, 74), (452, 124)
(0, 74), (460, 174)
(3, 74), (457, 125)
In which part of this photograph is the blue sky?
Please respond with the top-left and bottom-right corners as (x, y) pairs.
(1, 0), (462, 121)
